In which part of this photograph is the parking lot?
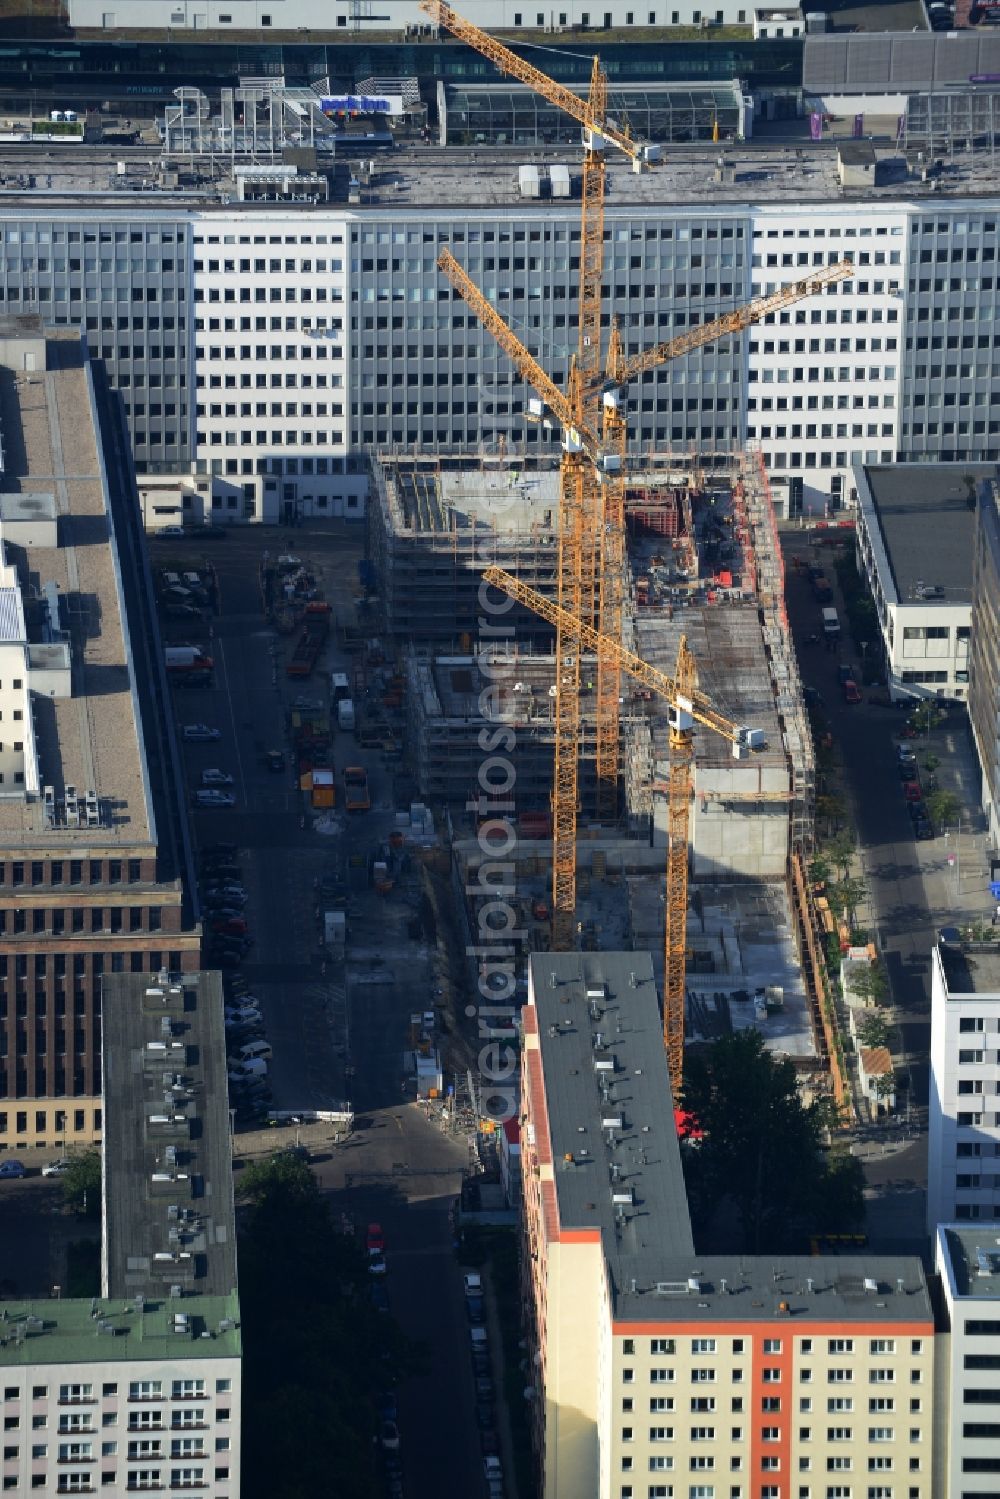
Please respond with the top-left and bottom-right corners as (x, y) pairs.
(151, 523), (499, 1499)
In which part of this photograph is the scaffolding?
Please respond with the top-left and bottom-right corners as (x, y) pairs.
(739, 444), (816, 861)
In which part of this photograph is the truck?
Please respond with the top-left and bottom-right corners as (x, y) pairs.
(165, 645), (213, 675)
(337, 698), (356, 732)
(821, 606), (841, 638)
(343, 766), (371, 812)
(286, 601), (332, 679)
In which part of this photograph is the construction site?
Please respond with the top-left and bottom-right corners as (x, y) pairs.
(364, 441), (829, 1092)
(354, 1), (845, 1113)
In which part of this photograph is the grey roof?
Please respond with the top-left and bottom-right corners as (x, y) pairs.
(529, 951), (696, 1316)
(937, 939), (1000, 996)
(863, 463), (997, 605)
(804, 29), (1000, 93)
(942, 1225), (1000, 1300)
(101, 971), (237, 1302)
(608, 1253), (932, 1323)
(838, 142), (877, 166)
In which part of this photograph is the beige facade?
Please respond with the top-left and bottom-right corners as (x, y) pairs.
(521, 952), (936, 1499)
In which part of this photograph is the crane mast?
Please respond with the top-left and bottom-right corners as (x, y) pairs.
(426, 5), (854, 1070)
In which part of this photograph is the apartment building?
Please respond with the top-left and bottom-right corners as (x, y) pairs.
(0, 146), (999, 521)
(935, 1224), (1000, 1499)
(0, 969), (242, 1498)
(969, 476), (1000, 851)
(68, 0), (763, 34)
(851, 462), (989, 702)
(521, 951), (935, 1499)
(928, 937), (1000, 1234)
(0, 320), (200, 1154)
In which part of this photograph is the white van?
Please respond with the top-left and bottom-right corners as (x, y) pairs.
(238, 1040), (272, 1064)
(331, 672), (350, 703)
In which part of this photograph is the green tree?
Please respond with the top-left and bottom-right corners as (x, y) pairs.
(683, 1031), (864, 1253)
(925, 788), (961, 829)
(811, 1149), (865, 1234)
(829, 874), (867, 926)
(61, 1151), (101, 1217)
(872, 1072), (896, 1107)
(815, 793), (846, 835)
(808, 855), (831, 888)
(856, 1011), (889, 1049)
(826, 829), (856, 878)
(849, 963), (888, 1009)
(237, 1153), (421, 1499)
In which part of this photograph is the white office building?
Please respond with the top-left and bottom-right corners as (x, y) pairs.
(935, 1223), (1000, 1499)
(852, 461), (989, 701)
(69, 0), (760, 34)
(928, 937), (1000, 1234)
(0, 136), (999, 525)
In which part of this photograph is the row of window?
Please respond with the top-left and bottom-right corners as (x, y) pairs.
(195, 257), (342, 273)
(2, 1437), (224, 1457)
(624, 1399), (921, 1414)
(622, 1339), (913, 1357)
(4, 1380), (229, 1404)
(0, 1108), (96, 1136)
(0, 860), (148, 888)
(624, 1370), (923, 1388)
(618, 1486), (922, 1499)
(0, 949), (184, 979)
(622, 1458), (917, 1472)
(618, 1425), (913, 1443)
(0, 907), (162, 935)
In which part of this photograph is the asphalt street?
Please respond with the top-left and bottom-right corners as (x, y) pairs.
(781, 526), (995, 1252)
(156, 524), (490, 1499)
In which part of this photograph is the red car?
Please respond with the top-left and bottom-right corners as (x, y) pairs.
(366, 1222), (385, 1255)
(212, 917), (248, 936)
(842, 679), (862, 705)
(904, 781), (923, 802)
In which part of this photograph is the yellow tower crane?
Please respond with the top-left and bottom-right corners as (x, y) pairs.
(421, 0), (658, 949)
(481, 564), (770, 1097)
(440, 248), (853, 962)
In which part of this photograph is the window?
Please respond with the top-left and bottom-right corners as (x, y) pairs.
(170, 1382), (204, 1401)
(128, 1383), (161, 1402)
(59, 1386), (93, 1405)
(828, 1340), (853, 1355)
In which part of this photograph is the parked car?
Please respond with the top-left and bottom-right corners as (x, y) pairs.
(842, 679), (862, 705)
(904, 781), (923, 803)
(366, 1222), (385, 1255)
(836, 662), (854, 685)
(475, 1403), (494, 1431)
(226, 1003), (262, 1022)
(377, 1391), (398, 1423)
(0, 1160), (26, 1179)
(481, 1429), (500, 1457)
(213, 918), (249, 937)
(475, 1376), (495, 1401)
(915, 821), (935, 841)
(182, 723), (221, 741)
(194, 790), (236, 808)
(203, 883), (247, 901)
(466, 1294), (485, 1324)
(201, 768), (235, 787)
(898, 761), (919, 782)
(370, 1282), (390, 1313)
(158, 524), (185, 537)
(41, 1158), (70, 1177)
(368, 1251), (387, 1277)
(202, 843), (238, 859)
(379, 1421), (400, 1452)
